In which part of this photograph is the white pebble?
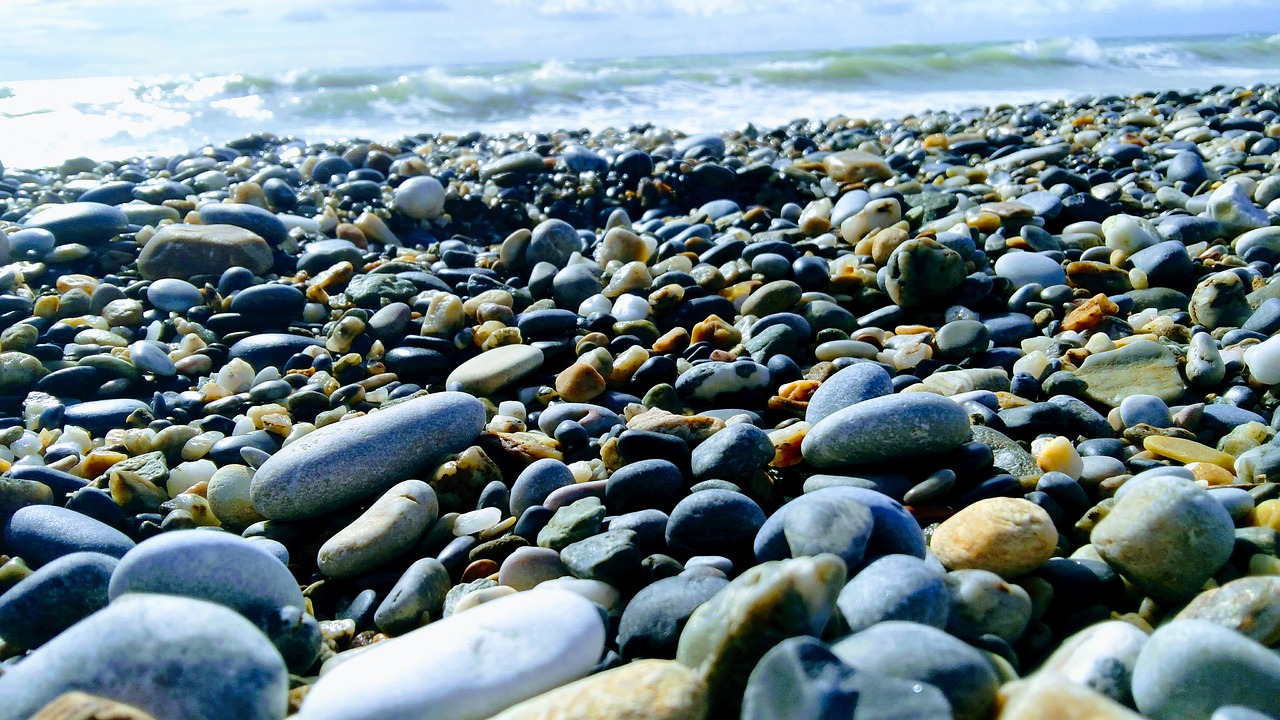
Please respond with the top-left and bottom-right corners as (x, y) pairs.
(167, 459), (217, 496)
(1244, 335), (1280, 385)
(610, 293), (650, 321)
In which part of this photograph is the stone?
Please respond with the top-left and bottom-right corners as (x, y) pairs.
(298, 589), (605, 720)
(1175, 576), (1280, 645)
(0, 351), (49, 394)
(883, 238), (966, 308)
(510, 458), (575, 519)
(137, 224), (273, 280)
(1072, 339), (1186, 408)
(4, 506), (135, 568)
(29, 692), (157, 720)
(250, 392), (484, 520)
(831, 621), (1000, 720)
(1038, 620), (1148, 706)
(0, 593), (288, 720)
(1189, 271), (1254, 330)
(498, 546), (569, 591)
(998, 671), (1146, 720)
(690, 423), (775, 481)
(537, 497), (606, 552)
(782, 491), (873, 570)
(836, 554), (950, 633)
(930, 497), (1057, 578)
(525, 219), (581, 268)
(394, 176), (445, 219)
(741, 636), (951, 720)
(0, 552), (116, 650)
(207, 465), (263, 531)
(1091, 474), (1235, 602)
(145, 278), (202, 313)
(994, 251), (1067, 288)
(317, 480), (438, 578)
(618, 573), (729, 660)
(804, 362), (892, 425)
(374, 558), (452, 635)
(802, 392), (972, 467)
(560, 528), (642, 585)
(487, 659), (708, 720)
(1132, 620), (1280, 720)
(666, 489), (766, 563)
(446, 344), (545, 396)
(604, 458), (683, 513)
(823, 150), (892, 183)
(944, 569), (1032, 643)
(674, 360), (771, 402)
(22, 202), (128, 245)
(936, 320), (991, 361)
(1243, 334), (1280, 385)
(1206, 182), (1271, 233)
(1142, 435), (1235, 470)
(676, 554), (846, 719)
(198, 202), (288, 245)
(756, 486), (926, 565)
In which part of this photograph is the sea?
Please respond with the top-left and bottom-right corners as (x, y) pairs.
(2, 33), (1279, 171)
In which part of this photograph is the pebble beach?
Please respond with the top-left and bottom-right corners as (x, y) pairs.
(0, 80), (1279, 719)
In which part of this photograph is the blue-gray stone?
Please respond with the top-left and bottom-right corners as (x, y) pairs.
(297, 239), (365, 275)
(129, 340), (176, 377)
(837, 554), (950, 633)
(742, 636), (952, 720)
(691, 423), (775, 481)
(0, 593), (288, 720)
(63, 398), (148, 436)
(666, 489), (765, 562)
(536, 403), (624, 436)
(604, 459), (683, 514)
(1244, 297), (1280, 335)
(944, 569), (1032, 643)
(230, 283), (306, 318)
(802, 392), (971, 467)
(510, 458), (575, 518)
(228, 333), (324, 370)
(831, 621), (1000, 720)
(250, 392), (485, 520)
(374, 557), (452, 636)
(146, 278), (203, 313)
(617, 572), (728, 660)
(1200, 403), (1266, 435)
(22, 202), (128, 245)
(1129, 240), (1194, 288)
(755, 486), (925, 565)
(805, 362), (893, 425)
(1167, 151), (1209, 189)
(1119, 394), (1173, 429)
(993, 251), (1066, 288)
(525, 219), (581, 268)
(0, 551), (117, 649)
(4, 505), (135, 567)
(782, 491), (873, 570)
(1133, 620), (1280, 720)
(199, 202), (288, 246)
(1019, 191), (1063, 218)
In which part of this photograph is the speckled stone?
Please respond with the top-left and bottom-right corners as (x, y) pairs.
(1174, 576), (1280, 645)
(250, 392), (484, 520)
(1071, 339), (1186, 408)
(930, 497), (1057, 578)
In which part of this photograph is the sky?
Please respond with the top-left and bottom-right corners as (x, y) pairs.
(1, 0), (1278, 80)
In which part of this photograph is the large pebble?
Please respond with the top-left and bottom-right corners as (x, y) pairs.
(802, 392), (971, 467)
(394, 176), (445, 219)
(1132, 620), (1280, 720)
(804, 362), (892, 425)
(618, 572), (729, 660)
(0, 593), (288, 720)
(250, 392), (484, 520)
(1071, 338), (1186, 407)
(0, 551), (117, 649)
(836, 554), (950, 633)
(445, 344), (544, 396)
(1091, 474), (1235, 602)
(488, 659), (708, 720)
(137, 224), (273, 280)
(4, 505), (135, 567)
(756, 486), (925, 564)
(831, 621), (1000, 720)
(298, 589), (605, 720)
(930, 497), (1057, 578)
(666, 489), (766, 562)
(22, 202), (128, 245)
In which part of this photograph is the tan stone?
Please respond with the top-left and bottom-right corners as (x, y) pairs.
(931, 497), (1058, 578)
(555, 362), (606, 403)
(997, 672), (1145, 720)
(31, 692), (157, 720)
(488, 659), (708, 720)
(822, 150), (892, 183)
(1143, 435), (1236, 470)
(627, 408), (724, 444)
(136, 223), (272, 280)
(1175, 576), (1280, 645)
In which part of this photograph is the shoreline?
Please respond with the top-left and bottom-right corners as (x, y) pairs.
(1, 80), (1279, 717)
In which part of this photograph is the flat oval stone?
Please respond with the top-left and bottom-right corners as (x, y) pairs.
(1071, 338), (1186, 408)
(837, 554), (950, 633)
(755, 486), (925, 565)
(374, 557), (452, 635)
(317, 480), (438, 578)
(298, 589), (605, 720)
(445, 344), (544, 396)
(63, 399), (149, 437)
(4, 506), (135, 568)
(0, 551), (117, 650)
(228, 333), (324, 371)
(137, 224), (273, 281)
(617, 572), (728, 660)
(145, 278), (202, 313)
(0, 593), (288, 720)
(802, 392), (971, 467)
(22, 202), (128, 245)
(994, 250), (1067, 288)
(251, 392), (485, 520)
(666, 489), (766, 563)
(804, 362), (892, 426)
(487, 658), (708, 720)
(198, 203), (288, 246)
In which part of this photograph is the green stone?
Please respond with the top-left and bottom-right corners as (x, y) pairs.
(1072, 339), (1186, 408)
(538, 497), (606, 552)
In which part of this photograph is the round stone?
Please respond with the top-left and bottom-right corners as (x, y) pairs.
(801, 392), (972, 467)
(137, 224), (273, 281)
(930, 497), (1057, 578)
(145, 278), (202, 313)
(394, 176), (446, 220)
(1132, 620), (1280, 720)
(994, 251), (1067, 288)
(837, 554), (950, 633)
(804, 362), (892, 426)
(666, 489), (766, 563)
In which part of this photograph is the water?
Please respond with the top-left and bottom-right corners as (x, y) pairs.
(2, 33), (1278, 170)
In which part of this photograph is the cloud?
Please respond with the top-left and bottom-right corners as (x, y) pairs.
(356, 0), (450, 11)
(283, 7), (330, 22)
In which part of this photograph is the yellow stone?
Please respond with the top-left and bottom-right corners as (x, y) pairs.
(1037, 436), (1083, 480)
(556, 363), (606, 403)
(1143, 435), (1235, 470)
(1188, 461), (1236, 485)
(997, 672), (1145, 720)
(931, 497), (1058, 578)
(767, 422), (808, 468)
(488, 659), (708, 720)
(1255, 499), (1280, 532)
